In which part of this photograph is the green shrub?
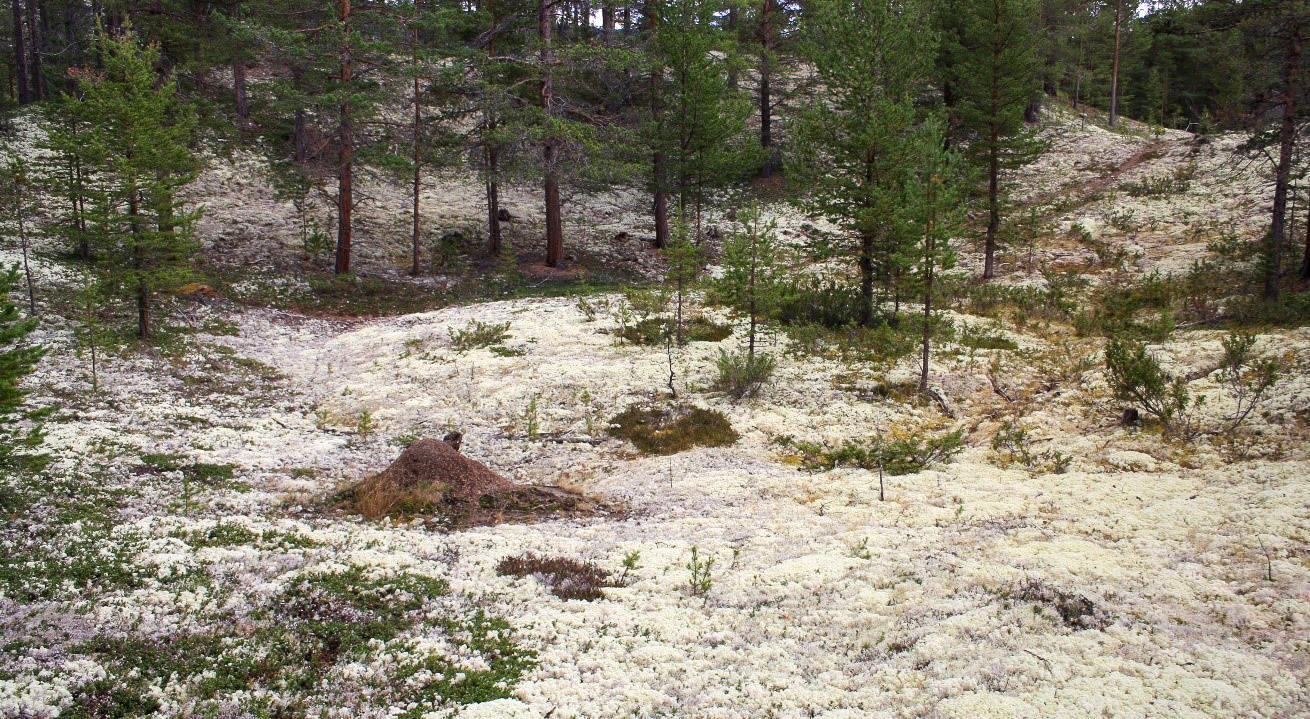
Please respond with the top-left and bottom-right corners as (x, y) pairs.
(713, 349), (777, 399)
(991, 419), (1072, 473)
(776, 277), (864, 328)
(1103, 337), (1200, 438)
(608, 404), (739, 455)
(449, 320), (511, 352)
(777, 429), (964, 475)
(618, 316), (731, 346)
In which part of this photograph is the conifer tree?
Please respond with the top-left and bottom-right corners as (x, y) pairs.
(647, 0), (753, 236)
(898, 119), (965, 393)
(788, 0), (932, 326)
(950, 0), (1044, 280)
(53, 26), (201, 340)
(716, 203), (781, 360)
(0, 265), (50, 475)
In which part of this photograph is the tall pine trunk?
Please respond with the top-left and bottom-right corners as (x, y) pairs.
(26, 0), (41, 101)
(1301, 187), (1309, 280)
(1265, 21), (1301, 299)
(410, 21), (422, 276)
(541, 0), (563, 267)
(129, 188), (149, 340)
(984, 144), (999, 279)
(859, 233), (874, 327)
(234, 59), (249, 133)
(335, 0), (354, 276)
(485, 1), (503, 256)
(648, 0), (668, 248)
(1108, 0), (1122, 126)
(11, 0), (29, 105)
(758, 0), (775, 177)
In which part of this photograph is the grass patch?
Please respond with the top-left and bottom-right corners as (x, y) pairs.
(608, 404), (739, 455)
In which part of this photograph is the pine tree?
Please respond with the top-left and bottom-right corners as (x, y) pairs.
(0, 266), (50, 475)
(1, 156), (37, 315)
(950, 0), (1045, 280)
(53, 26), (201, 340)
(39, 93), (98, 263)
(647, 0), (753, 236)
(715, 203), (781, 360)
(897, 119), (965, 393)
(787, 0), (932, 326)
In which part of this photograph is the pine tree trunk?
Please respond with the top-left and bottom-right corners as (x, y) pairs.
(1266, 21), (1301, 300)
(335, 0), (354, 276)
(920, 189), (937, 394)
(1109, 0), (1123, 126)
(1301, 186), (1309, 280)
(294, 108), (308, 165)
(726, 6), (738, 90)
(541, 0), (563, 267)
(12, 0), (29, 105)
(485, 2), (503, 256)
(648, 0), (668, 249)
(129, 189), (149, 340)
(410, 23), (422, 276)
(602, 1), (614, 42)
(984, 142), (999, 279)
(758, 0), (774, 177)
(234, 59), (249, 132)
(859, 233), (874, 327)
(26, 0), (41, 101)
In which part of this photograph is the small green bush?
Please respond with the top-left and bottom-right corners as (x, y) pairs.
(991, 419), (1072, 473)
(777, 429), (964, 475)
(1103, 337), (1199, 438)
(617, 316), (731, 346)
(713, 349), (777, 399)
(776, 278), (864, 328)
(449, 320), (511, 352)
(608, 404), (739, 455)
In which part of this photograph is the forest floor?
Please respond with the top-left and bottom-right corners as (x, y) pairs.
(1, 104), (1309, 719)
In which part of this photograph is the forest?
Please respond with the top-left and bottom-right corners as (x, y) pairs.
(0, 0), (1308, 718)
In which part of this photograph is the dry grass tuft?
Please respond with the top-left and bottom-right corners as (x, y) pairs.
(496, 553), (616, 601)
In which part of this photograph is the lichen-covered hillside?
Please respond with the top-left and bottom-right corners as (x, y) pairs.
(1, 104), (1308, 719)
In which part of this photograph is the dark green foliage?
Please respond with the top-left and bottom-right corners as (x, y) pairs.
(991, 418), (1071, 473)
(714, 205), (784, 358)
(788, 0), (933, 325)
(0, 267), (50, 475)
(497, 553), (616, 601)
(712, 349), (777, 399)
(42, 28), (201, 340)
(776, 278), (866, 329)
(608, 404), (739, 455)
(777, 429), (965, 475)
(646, 0), (756, 221)
(618, 316), (731, 346)
(942, 0), (1045, 279)
(449, 320), (512, 352)
(1103, 337), (1197, 437)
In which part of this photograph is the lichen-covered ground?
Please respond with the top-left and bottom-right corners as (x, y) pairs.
(2, 105), (1308, 718)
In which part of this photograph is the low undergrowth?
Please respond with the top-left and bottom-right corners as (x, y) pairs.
(62, 566), (533, 718)
(497, 553), (618, 601)
(609, 404), (739, 455)
(618, 316), (732, 346)
(776, 428), (964, 476)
